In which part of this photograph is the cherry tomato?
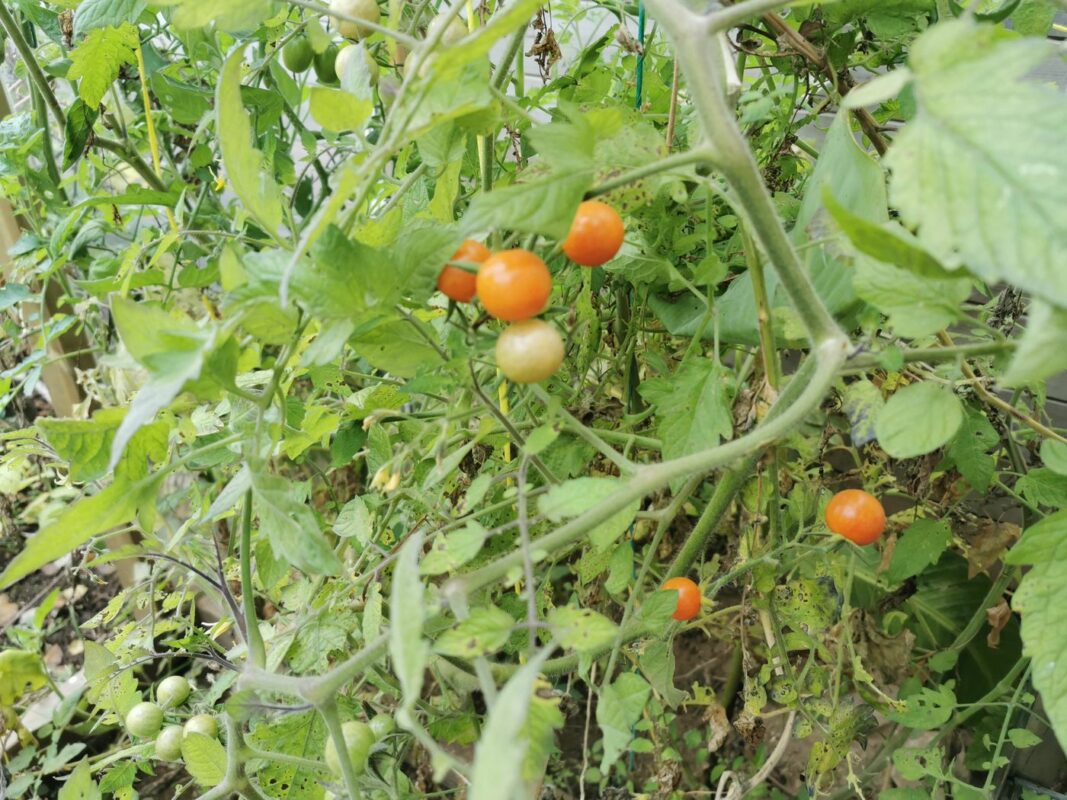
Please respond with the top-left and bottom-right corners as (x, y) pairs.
(495, 320), (564, 384)
(562, 200), (624, 267)
(155, 725), (184, 762)
(331, 0), (381, 40)
(126, 701), (164, 738)
(184, 714), (218, 739)
(314, 44), (341, 83)
(825, 489), (886, 545)
(476, 249), (552, 321)
(660, 577), (701, 621)
(428, 14), (467, 46)
(438, 240), (490, 302)
(325, 720), (375, 777)
(282, 37), (314, 73)
(156, 675), (191, 709)
(369, 713), (395, 740)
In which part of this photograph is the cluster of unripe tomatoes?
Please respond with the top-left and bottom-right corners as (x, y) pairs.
(122, 676), (217, 762)
(438, 200), (626, 383)
(659, 489), (887, 622)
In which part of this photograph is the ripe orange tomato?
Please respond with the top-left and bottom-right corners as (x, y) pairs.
(661, 576), (701, 621)
(437, 240), (490, 303)
(476, 249), (552, 321)
(562, 200), (624, 267)
(825, 489), (886, 545)
(495, 320), (564, 383)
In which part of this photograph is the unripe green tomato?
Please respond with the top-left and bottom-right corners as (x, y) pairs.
(282, 36), (314, 72)
(156, 675), (191, 709)
(368, 713), (395, 740)
(495, 319), (565, 384)
(428, 14), (467, 46)
(184, 713), (218, 739)
(335, 44), (379, 88)
(330, 0), (381, 40)
(378, 75), (400, 109)
(126, 701), (164, 738)
(325, 720), (375, 777)
(314, 44), (341, 83)
(155, 725), (185, 761)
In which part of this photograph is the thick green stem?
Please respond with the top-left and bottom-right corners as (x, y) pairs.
(319, 701), (364, 800)
(240, 491), (266, 670)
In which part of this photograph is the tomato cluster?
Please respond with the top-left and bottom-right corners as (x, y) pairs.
(434, 201), (625, 383)
(121, 675), (221, 765)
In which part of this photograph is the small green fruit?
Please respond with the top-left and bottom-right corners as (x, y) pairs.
(184, 713), (218, 739)
(283, 37), (314, 73)
(314, 44), (341, 83)
(155, 725), (184, 761)
(368, 713), (395, 740)
(126, 701), (164, 738)
(156, 675), (191, 709)
(325, 720), (375, 777)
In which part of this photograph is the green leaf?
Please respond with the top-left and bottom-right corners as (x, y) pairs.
(390, 532), (429, 713)
(547, 606), (618, 654)
(943, 409), (999, 493)
(823, 187), (953, 280)
(1040, 440), (1067, 476)
(887, 681), (956, 730)
(875, 382), (963, 459)
(387, 221), (463, 305)
(58, 761), (101, 800)
(468, 648), (552, 800)
(0, 650), (48, 705)
(1011, 0), (1056, 35)
(886, 18), (1067, 307)
(597, 672), (651, 772)
(350, 320), (442, 378)
(333, 496), (372, 542)
(852, 256), (971, 338)
(840, 379), (884, 448)
(463, 172), (592, 240)
(181, 733), (227, 787)
(420, 522), (488, 576)
(63, 100), (99, 169)
(83, 640), (139, 717)
(38, 409), (167, 484)
(891, 745), (945, 781)
(538, 477), (639, 551)
(67, 24), (138, 108)
(639, 360), (735, 462)
(73, 0), (145, 37)
(1016, 469), (1067, 509)
(1001, 302), (1067, 387)
(309, 86), (374, 133)
(1005, 512), (1067, 752)
(0, 478), (157, 591)
(638, 640), (687, 707)
(110, 297), (214, 469)
(217, 47), (284, 236)
(435, 606), (515, 658)
(1007, 727), (1043, 748)
(156, 0), (274, 30)
(249, 464), (341, 576)
(75, 186), (180, 208)
(886, 519), (953, 584)
(287, 616), (350, 673)
(604, 542), (634, 596)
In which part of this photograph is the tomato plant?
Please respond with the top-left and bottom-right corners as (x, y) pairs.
(0, 0), (1065, 797)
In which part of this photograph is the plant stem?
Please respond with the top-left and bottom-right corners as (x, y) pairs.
(240, 491), (266, 670)
(710, 0), (801, 32)
(319, 701), (364, 800)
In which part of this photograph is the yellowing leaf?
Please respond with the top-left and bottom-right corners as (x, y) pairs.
(67, 24), (139, 107)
